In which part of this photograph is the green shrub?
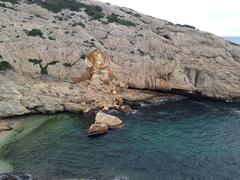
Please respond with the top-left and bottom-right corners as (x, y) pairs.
(1, 0), (19, 4)
(106, 13), (136, 27)
(120, 8), (141, 18)
(84, 5), (105, 20)
(83, 40), (96, 48)
(0, 55), (2, 59)
(120, 8), (133, 15)
(0, 2), (14, 9)
(63, 63), (72, 67)
(137, 48), (145, 56)
(28, 59), (42, 65)
(175, 24), (196, 29)
(133, 13), (141, 18)
(26, 29), (43, 38)
(28, 59), (59, 75)
(163, 34), (171, 40)
(0, 3), (7, 8)
(80, 55), (86, 59)
(167, 21), (174, 26)
(0, 61), (13, 71)
(27, 0), (85, 13)
(48, 36), (56, 40)
(72, 22), (85, 28)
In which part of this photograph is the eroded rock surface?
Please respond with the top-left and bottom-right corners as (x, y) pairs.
(0, 49), (123, 118)
(95, 112), (123, 128)
(0, 0), (240, 117)
(88, 122), (108, 136)
(88, 112), (123, 137)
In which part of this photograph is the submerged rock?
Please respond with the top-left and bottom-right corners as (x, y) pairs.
(95, 112), (123, 128)
(0, 172), (32, 180)
(0, 124), (13, 132)
(120, 105), (133, 113)
(88, 122), (109, 137)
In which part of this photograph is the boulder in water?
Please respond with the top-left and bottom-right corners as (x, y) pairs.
(95, 112), (123, 128)
(88, 122), (109, 137)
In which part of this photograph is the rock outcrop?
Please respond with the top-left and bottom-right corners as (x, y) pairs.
(0, 0), (240, 117)
(88, 112), (123, 136)
(88, 122), (108, 136)
(95, 112), (123, 128)
(0, 49), (123, 118)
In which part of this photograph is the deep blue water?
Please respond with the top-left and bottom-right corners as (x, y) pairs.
(0, 98), (240, 180)
(224, 36), (240, 44)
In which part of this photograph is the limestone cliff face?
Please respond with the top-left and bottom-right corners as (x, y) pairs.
(0, 49), (122, 118)
(0, 0), (239, 116)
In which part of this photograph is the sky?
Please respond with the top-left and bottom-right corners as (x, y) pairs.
(100, 0), (240, 36)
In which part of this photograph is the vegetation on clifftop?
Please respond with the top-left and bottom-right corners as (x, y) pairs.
(84, 5), (105, 20)
(106, 13), (136, 27)
(26, 0), (85, 13)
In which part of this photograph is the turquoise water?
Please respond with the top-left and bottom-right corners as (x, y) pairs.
(0, 98), (240, 180)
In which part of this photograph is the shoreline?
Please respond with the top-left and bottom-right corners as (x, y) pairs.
(0, 89), (238, 144)
(0, 116), (27, 144)
(0, 90), (177, 143)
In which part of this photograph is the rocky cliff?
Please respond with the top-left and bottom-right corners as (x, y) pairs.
(0, 0), (240, 117)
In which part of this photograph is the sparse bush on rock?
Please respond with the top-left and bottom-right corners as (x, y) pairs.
(48, 36), (56, 40)
(84, 5), (105, 20)
(106, 13), (136, 27)
(27, 0), (85, 13)
(0, 3), (7, 8)
(0, 61), (13, 71)
(63, 63), (72, 67)
(175, 24), (196, 29)
(1, 0), (18, 4)
(26, 29), (43, 38)
(72, 22), (85, 28)
(28, 59), (59, 75)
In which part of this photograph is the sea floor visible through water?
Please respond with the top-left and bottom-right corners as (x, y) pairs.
(0, 97), (240, 180)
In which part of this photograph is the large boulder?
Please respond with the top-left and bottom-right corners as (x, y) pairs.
(88, 122), (108, 136)
(95, 112), (123, 128)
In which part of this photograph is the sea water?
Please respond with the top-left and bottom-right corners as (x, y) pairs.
(224, 36), (240, 44)
(0, 98), (240, 180)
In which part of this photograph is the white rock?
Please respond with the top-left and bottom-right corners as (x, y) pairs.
(95, 112), (123, 128)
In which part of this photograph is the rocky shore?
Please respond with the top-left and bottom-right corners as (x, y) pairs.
(0, 117), (24, 143)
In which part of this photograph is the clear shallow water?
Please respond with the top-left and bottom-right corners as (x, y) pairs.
(0, 98), (240, 180)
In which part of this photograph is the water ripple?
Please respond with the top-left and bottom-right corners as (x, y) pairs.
(0, 100), (240, 179)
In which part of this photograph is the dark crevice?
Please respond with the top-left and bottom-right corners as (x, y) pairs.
(127, 86), (234, 102)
